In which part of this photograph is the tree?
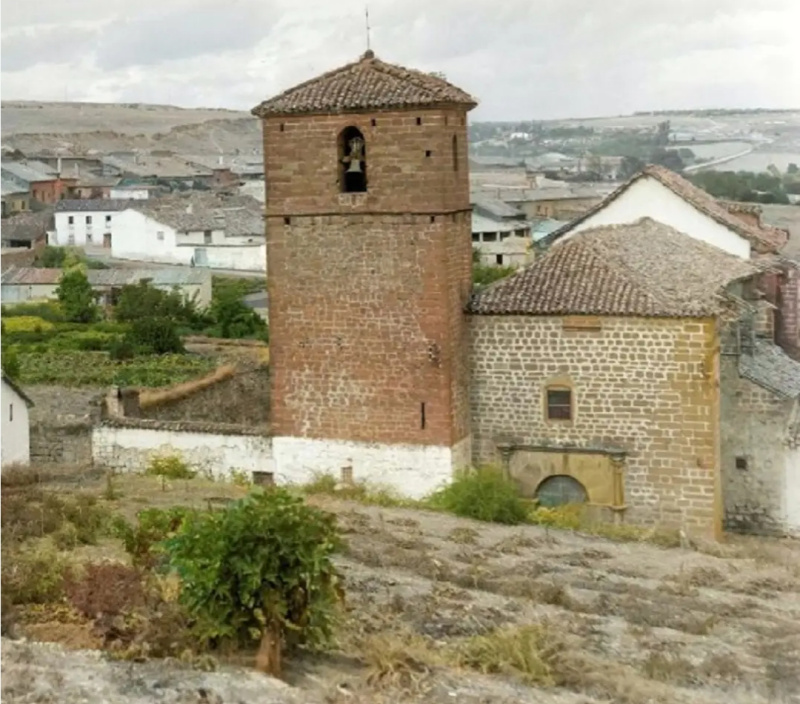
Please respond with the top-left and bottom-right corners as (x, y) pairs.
(1, 345), (21, 380)
(55, 269), (97, 323)
(788, 163), (799, 175)
(619, 156), (645, 180)
(125, 317), (184, 355)
(164, 489), (342, 676)
(114, 280), (201, 326)
(209, 283), (268, 340)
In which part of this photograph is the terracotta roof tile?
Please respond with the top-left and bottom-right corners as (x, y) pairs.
(540, 165), (789, 254)
(251, 51), (477, 117)
(468, 218), (760, 318)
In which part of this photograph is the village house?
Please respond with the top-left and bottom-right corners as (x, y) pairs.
(538, 165), (799, 360)
(1, 266), (212, 307)
(70, 176), (121, 200)
(468, 218), (800, 537)
(0, 210), (51, 250)
(2, 176), (30, 217)
(1, 160), (77, 205)
(51, 199), (130, 249)
(100, 154), (212, 188)
(1, 374), (34, 468)
(471, 197), (532, 267)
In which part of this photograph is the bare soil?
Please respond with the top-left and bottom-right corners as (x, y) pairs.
(3, 470), (800, 704)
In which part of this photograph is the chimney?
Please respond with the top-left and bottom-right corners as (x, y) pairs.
(57, 156), (62, 177)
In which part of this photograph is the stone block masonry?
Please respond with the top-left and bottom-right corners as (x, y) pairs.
(30, 422), (93, 466)
(470, 315), (721, 536)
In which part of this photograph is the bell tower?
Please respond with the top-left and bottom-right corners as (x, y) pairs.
(252, 51), (477, 497)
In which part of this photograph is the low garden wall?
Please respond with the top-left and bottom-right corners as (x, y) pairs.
(92, 417), (274, 481)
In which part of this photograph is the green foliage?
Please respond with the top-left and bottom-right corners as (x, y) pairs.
(690, 170), (791, 204)
(113, 507), (196, 569)
(2, 345), (21, 380)
(56, 268), (98, 323)
(125, 317), (184, 355)
(114, 280), (203, 327)
(300, 472), (415, 508)
(1, 541), (67, 605)
(1, 301), (66, 323)
(145, 454), (196, 480)
(108, 337), (137, 360)
(16, 350), (215, 387)
(211, 275), (265, 299)
(208, 281), (268, 341)
(34, 246), (69, 268)
(164, 489), (342, 656)
(427, 468), (529, 525)
(472, 250), (517, 288)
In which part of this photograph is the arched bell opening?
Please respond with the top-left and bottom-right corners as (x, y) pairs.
(339, 126), (367, 193)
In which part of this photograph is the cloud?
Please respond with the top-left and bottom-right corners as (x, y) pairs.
(1, 0), (798, 120)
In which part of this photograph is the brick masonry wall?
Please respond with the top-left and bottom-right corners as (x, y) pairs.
(719, 357), (794, 535)
(778, 264), (800, 360)
(263, 105), (473, 450)
(140, 367), (270, 427)
(262, 108), (471, 216)
(469, 315), (720, 535)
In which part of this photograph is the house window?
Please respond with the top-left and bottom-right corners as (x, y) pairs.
(157, 231), (164, 241)
(546, 387), (572, 420)
(86, 215), (92, 224)
(9, 403), (13, 422)
(735, 456), (748, 470)
(203, 230), (212, 244)
(471, 233), (480, 243)
(495, 254), (504, 265)
(425, 150), (432, 158)
(106, 215), (112, 224)
(68, 216), (74, 225)
(68, 234), (75, 246)
(483, 232), (497, 242)
(416, 117), (422, 125)
(338, 126), (367, 193)
(87, 232), (93, 243)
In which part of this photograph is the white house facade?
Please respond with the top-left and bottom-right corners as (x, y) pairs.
(109, 186), (152, 200)
(51, 200), (130, 249)
(1, 375), (33, 468)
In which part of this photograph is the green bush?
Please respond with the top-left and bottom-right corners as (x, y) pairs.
(1, 301), (65, 323)
(426, 468), (529, 525)
(125, 317), (184, 355)
(113, 507), (196, 569)
(1, 541), (67, 605)
(1, 345), (21, 380)
(109, 337), (137, 361)
(164, 489), (342, 675)
(56, 269), (98, 323)
(145, 455), (196, 480)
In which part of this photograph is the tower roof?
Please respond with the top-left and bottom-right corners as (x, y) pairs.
(251, 50), (478, 118)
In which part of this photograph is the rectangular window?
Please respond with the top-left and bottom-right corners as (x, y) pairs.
(86, 232), (93, 243)
(203, 230), (212, 244)
(86, 215), (92, 224)
(546, 388), (572, 420)
(735, 456), (748, 470)
(9, 403), (13, 422)
(67, 234), (75, 246)
(471, 233), (480, 242)
(106, 215), (112, 223)
(420, 402), (426, 429)
(68, 216), (74, 225)
(157, 231), (165, 241)
(495, 254), (504, 265)
(483, 232), (497, 242)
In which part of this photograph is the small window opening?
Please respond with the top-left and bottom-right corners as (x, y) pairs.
(429, 215), (436, 223)
(546, 388), (572, 420)
(420, 402), (426, 429)
(416, 117), (422, 126)
(339, 126), (367, 193)
(283, 216), (291, 225)
(483, 232), (497, 242)
(252, 471), (275, 486)
(452, 134), (459, 171)
(203, 230), (212, 244)
(444, 116), (448, 126)
(496, 254), (504, 265)
(86, 215), (92, 224)
(9, 403), (13, 422)
(370, 118), (376, 127)
(425, 150), (432, 157)
(735, 456), (748, 470)
(279, 123), (285, 132)
(68, 216), (74, 224)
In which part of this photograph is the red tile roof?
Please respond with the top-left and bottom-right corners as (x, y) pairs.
(541, 165), (789, 254)
(469, 218), (761, 318)
(251, 51), (477, 118)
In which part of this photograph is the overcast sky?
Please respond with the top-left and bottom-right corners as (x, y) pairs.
(1, 0), (798, 121)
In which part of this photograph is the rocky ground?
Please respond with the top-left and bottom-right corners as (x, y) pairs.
(3, 472), (800, 704)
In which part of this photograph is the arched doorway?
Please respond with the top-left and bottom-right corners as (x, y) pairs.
(535, 475), (588, 507)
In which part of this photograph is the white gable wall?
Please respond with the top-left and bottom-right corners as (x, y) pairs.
(558, 176), (752, 260)
(110, 210), (190, 265)
(1, 379), (30, 467)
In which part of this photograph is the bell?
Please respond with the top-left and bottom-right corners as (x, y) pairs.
(346, 159), (362, 174)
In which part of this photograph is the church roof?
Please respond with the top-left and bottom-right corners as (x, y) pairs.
(251, 50), (477, 118)
(468, 218), (760, 318)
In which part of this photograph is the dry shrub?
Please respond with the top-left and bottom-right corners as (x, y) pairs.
(360, 631), (441, 691)
(641, 650), (696, 685)
(453, 623), (565, 686)
(1, 540), (67, 605)
(65, 562), (146, 619)
(448, 526), (479, 544)
(698, 652), (743, 683)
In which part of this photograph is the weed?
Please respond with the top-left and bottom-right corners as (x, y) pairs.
(65, 563), (146, 619)
(360, 631), (441, 691)
(453, 623), (564, 686)
(301, 472), (415, 508)
(1, 540), (67, 605)
(448, 526), (479, 544)
(426, 467), (529, 525)
(641, 650), (696, 685)
(529, 505), (583, 530)
(230, 469), (252, 487)
(145, 454), (196, 481)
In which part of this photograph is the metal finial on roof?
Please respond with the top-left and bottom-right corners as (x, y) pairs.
(364, 5), (373, 58)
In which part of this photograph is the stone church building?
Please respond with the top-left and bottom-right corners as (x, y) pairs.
(252, 52), (800, 540)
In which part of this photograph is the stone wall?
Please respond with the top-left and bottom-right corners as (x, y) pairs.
(469, 315), (720, 536)
(30, 421), (93, 466)
(140, 366), (270, 426)
(720, 357), (794, 535)
(93, 417), (274, 481)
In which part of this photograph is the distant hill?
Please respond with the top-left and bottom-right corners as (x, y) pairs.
(0, 101), (261, 156)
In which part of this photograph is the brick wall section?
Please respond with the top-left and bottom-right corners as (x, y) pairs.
(777, 265), (800, 360)
(719, 357), (792, 535)
(140, 367), (270, 427)
(470, 315), (720, 535)
(264, 106), (473, 448)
